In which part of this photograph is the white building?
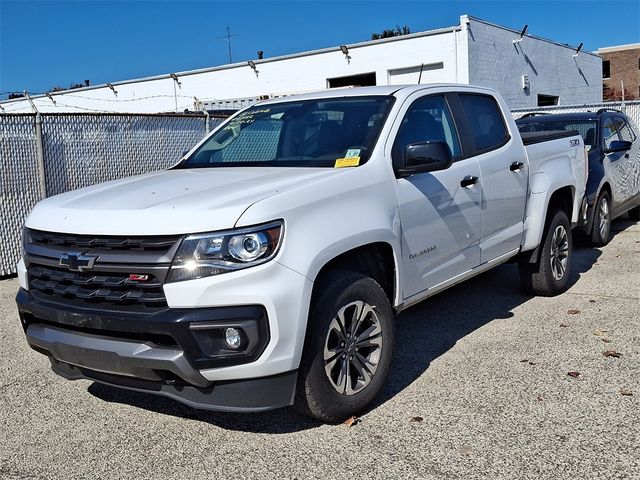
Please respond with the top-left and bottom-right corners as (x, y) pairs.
(1, 15), (602, 113)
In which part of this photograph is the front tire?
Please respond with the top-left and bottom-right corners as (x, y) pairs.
(591, 191), (612, 246)
(295, 271), (395, 422)
(519, 209), (573, 296)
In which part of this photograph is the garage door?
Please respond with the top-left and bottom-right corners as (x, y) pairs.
(388, 63), (445, 85)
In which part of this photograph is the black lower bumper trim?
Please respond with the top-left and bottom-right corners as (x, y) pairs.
(51, 359), (298, 412)
(27, 323), (211, 387)
(16, 288), (270, 370)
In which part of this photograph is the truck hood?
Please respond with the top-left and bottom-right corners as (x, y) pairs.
(26, 167), (344, 235)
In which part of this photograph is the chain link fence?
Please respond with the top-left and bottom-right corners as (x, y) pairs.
(3, 101), (639, 276)
(0, 113), (224, 276)
(0, 115), (42, 276)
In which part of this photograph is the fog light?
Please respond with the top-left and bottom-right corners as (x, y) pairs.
(224, 327), (242, 349)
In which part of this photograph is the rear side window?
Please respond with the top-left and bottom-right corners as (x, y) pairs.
(458, 94), (509, 154)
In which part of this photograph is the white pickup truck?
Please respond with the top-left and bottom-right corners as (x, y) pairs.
(16, 85), (587, 422)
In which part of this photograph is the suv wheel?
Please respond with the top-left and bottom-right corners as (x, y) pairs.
(592, 191), (612, 246)
(519, 209), (573, 296)
(295, 271), (395, 422)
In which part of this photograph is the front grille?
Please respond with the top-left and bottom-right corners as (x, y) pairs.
(27, 229), (180, 252)
(28, 264), (168, 310)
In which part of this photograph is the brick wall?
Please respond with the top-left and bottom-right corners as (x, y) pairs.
(600, 47), (640, 101)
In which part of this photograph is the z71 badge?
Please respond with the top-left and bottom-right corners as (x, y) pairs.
(570, 139), (580, 147)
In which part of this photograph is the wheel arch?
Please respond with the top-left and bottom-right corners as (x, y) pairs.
(521, 184), (575, 263)
(311, 242), (399, 310)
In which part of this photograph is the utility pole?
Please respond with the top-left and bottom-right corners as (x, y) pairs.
(218, 25), (238, 64)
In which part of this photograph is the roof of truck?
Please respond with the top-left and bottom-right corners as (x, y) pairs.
(256, 84), (497, 105)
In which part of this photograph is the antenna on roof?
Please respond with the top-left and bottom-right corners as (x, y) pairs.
(513, 24), (528, 44)
(218, 26), (239, 64)
(418, 63), (424, 84)
(573, 42), (583, 58)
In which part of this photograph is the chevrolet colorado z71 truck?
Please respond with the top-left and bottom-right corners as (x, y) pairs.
(16, 85), (587, 422)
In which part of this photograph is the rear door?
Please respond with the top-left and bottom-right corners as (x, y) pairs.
(392, 93), (483, 298)
(454, 93), (528, 263)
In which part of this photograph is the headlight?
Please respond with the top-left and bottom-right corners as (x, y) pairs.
(167, 221), (283, 282)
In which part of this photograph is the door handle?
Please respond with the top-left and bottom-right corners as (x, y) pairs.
(510, 161), (525, 171)
(460, 175), (479, 188)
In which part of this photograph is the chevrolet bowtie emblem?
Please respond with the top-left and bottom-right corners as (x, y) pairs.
(59, 253), (97, 272)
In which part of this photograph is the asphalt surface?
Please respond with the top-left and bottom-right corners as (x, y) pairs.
(1, 219), (639, 480)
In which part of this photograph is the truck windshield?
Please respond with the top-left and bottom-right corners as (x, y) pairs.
(178, 96), (394, 168)
(518, 120), (598, 149)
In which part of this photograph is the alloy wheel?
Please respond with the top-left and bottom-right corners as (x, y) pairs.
(550, 225), (569, 281)
(323, 300), (383, 396)
(598, 197), (610, 241)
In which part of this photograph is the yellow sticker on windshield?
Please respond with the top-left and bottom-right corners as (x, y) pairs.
(335, 157), (360, 168)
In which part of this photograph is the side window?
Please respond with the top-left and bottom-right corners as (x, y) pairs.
(458, 94), (509, 154)
(602, 117), (620, 149)
(392, 95), (461, 167)
(613, 117), (637, 143)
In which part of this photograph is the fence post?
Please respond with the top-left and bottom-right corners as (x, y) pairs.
(202, 109), (210, 134)
(34, 112), (47, 199)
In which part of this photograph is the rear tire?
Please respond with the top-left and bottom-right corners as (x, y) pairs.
(519, 209), (573, 296)
(629, 205), (640, 221)
(294, 271), (395, 423)
(591, 191), (612, 246)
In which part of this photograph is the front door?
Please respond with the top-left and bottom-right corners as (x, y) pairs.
(393, 94), (483, 299)
(613, 116), (640, 209)
(602, 116), (631, 209)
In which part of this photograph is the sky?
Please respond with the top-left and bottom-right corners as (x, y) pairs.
(1, 0), (639, 97)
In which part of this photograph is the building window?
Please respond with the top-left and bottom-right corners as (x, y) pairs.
(537, 94), (559, 106)
(603, 60), (610, 79)
(327, 72), (376, 88)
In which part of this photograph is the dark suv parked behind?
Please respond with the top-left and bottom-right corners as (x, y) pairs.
(517, 109), (640, 245)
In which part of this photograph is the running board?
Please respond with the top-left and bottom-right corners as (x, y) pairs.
(399, 248), (520, 311)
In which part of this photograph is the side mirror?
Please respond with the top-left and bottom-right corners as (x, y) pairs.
(396, 141), (453, 178)
(605, 140), (632, 153)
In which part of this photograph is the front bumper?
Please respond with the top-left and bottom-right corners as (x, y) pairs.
(17, 288), (270, 371)
(24, 319), (296, 411)
(16, 258), (310, 412)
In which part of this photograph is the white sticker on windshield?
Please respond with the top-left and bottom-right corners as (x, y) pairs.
(345, 148), (361, 158)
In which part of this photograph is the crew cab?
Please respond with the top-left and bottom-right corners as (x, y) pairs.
(16, 85), (587, 422)
(517, 109), (640, 245)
